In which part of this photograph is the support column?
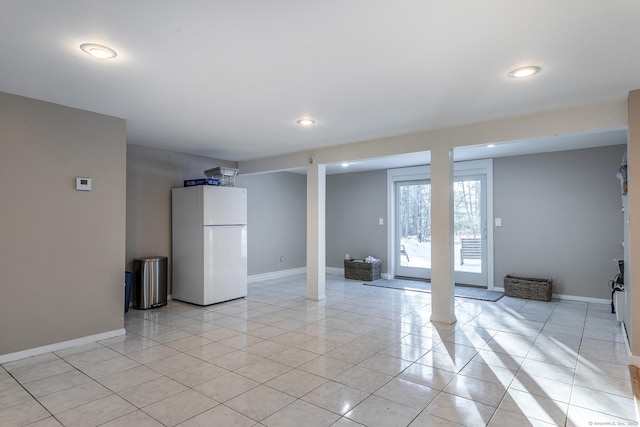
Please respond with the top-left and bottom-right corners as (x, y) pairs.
(629, 90), (640, 365)
(306, 162), (326, 300)
(430, 146), (456, 324)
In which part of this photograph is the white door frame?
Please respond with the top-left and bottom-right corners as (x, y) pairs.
(387, 159), (495, 289)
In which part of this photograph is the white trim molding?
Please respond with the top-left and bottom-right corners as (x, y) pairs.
(549, 293), (610, 304)
(250, 267), (390, 284)
(622, 322), (636, 367)
(0, 328), (126, 364)
(248, 267), (307, 283)
(493, 288), (610, 305)
(326, 268), (391, 281)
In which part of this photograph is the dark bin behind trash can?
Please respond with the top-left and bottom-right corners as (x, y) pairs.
(133, 257), (167, 309)
(124, 271), (133, 313)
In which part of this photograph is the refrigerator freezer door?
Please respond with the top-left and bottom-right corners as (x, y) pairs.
(202, 186), (247, 225)
(202, 225), (248, 305)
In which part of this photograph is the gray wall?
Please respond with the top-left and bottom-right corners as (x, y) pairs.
(236, 172), (307, 275)
(493, 145), (626, 299)
(324, 146), (624, 299)
(0, 92), (126, 355)
(126, 145), (237, 294)
(127, 149), (306, 284)
(326, 170), (388, 272)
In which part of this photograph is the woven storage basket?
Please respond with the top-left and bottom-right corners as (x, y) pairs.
(504, 275), (552, 301)
(344, 259), (381, 281)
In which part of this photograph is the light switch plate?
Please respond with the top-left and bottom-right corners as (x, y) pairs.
(495, 218), (502, 227)
(76, 177), (92, 191)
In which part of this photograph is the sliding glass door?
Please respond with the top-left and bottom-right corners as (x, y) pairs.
(392, 166), (489, 287)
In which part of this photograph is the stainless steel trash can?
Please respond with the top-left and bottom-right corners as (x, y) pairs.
(133, 256), (167, 309)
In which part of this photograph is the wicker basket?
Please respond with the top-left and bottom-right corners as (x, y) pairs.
(344, 259), (381, 281)
(504, 275), (552, 301)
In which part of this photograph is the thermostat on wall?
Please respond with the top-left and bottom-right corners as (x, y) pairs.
(75, 177), (92, 191)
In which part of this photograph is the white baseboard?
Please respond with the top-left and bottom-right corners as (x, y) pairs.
(492, 287), (610, 304)
(621, 322), (637, 368)
(0, 328), (126, 364)
(551, 294), (610, 304)
(248, 267), (307, 283)
(250, 271), (612, 304)
(249, 267), (390, 283)
(326, 268), (391, 280)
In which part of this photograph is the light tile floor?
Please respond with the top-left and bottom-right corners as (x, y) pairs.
(1, 274), (636, 426)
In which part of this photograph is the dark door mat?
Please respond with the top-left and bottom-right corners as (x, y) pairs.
(363, 279), (504, 302)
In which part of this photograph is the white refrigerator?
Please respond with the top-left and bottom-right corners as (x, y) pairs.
(171, 185), (247, 305)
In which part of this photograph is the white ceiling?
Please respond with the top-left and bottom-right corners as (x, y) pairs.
(1, 1), (638, 165)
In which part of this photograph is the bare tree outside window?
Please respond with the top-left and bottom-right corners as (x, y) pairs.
(398, 179), (481, 273)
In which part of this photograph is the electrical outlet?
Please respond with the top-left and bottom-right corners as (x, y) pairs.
(75, 177), (92, 191)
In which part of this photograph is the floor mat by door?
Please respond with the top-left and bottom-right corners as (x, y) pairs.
(362, 279), (505, 302)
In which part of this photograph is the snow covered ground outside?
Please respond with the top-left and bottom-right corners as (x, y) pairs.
(400, 238), (481, 273)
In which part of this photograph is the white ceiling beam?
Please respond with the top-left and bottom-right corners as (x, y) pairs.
(239, 99), (627, 175)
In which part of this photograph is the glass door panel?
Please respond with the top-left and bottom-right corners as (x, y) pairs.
(394, 175), (487, 286)
(395, 180), (431, 280)
(453, 176), (487, 286)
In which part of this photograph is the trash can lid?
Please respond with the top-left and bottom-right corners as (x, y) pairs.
(134, 256), (167, 261)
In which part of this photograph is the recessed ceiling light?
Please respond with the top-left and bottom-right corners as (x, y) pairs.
(487, 144), (496, 148)
(508, 66), (540, 78)
(80, 43), (117, 59)
(296, 118), (316, 126)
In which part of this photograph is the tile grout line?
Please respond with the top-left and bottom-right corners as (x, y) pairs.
(1, 355), (67, 426)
